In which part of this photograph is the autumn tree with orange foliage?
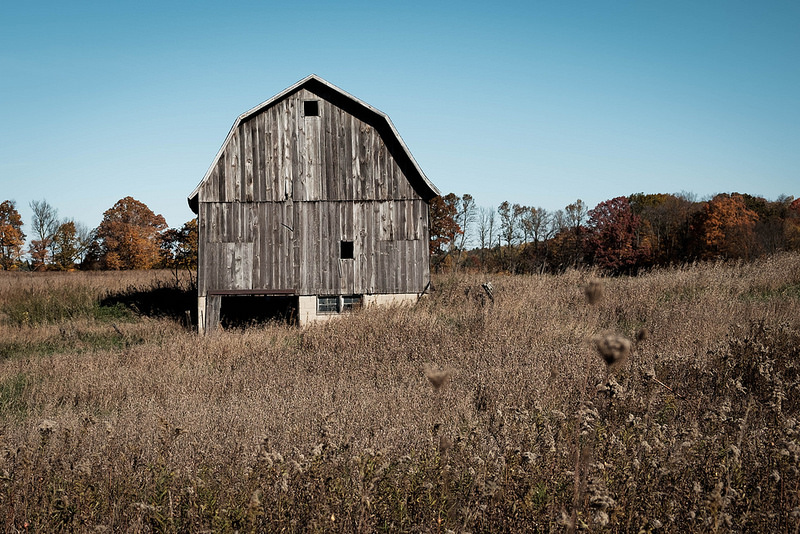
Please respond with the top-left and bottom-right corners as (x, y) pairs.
(93, 197), (167, 270)
(429, 193), (461, 260)
(0, 200), (25, 270)
(695, 193), (759, 260)
(52, 221), (91, 270)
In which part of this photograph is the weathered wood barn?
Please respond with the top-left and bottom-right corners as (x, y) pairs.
(188, 75), (439, 332)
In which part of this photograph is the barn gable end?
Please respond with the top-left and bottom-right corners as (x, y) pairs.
(189, 75), (439, 331)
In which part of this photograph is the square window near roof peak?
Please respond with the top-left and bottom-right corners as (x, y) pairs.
(304, 100), (319, 116)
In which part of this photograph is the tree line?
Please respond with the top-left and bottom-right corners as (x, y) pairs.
(2, 191), (798, 275)
(430, 191), (800, 274)
(0, 197), (196, 274)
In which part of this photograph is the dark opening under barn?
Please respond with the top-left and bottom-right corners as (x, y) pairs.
(219, 295), (298, 328)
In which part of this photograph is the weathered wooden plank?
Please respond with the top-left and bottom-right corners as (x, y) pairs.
(397, 200), (407, 241)
(314, 202), (323, 293)
(340, 111), (351, 201)
(198, 204), (209, 294)
(318, 202), (329, 291)
(368, 202), (378, 293)
(243, 120), (254, 202)
(281, 100), (293, 201)
(264, 111), (276, 201)
(271, 203), (280, 288)
(266, 203), (276, 288)
(294, 93), (308, 201)
(227, 130), (240, 202)
(336, 107), (348, 201)
(306, 202), (316, 292)
(321, 99), (332, 200)
(288, 200), (298, 290)
(308, 109), (321, 200)
(252, 208), (261, 289)
(359, 123), (371, 200)
(202, 166), (219, 202)
(253, 114), (263, 202)
(351, 119), (361, 200)
(290, 97), (300, 201)
(216, 156), (226, 203)
(235, 242), (250, 289)
(353, 203), (363, 294)
(242, 242), (253, 289)
(411, 200), (420, 240)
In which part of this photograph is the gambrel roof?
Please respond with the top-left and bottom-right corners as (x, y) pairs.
(188, 74), (439, 213)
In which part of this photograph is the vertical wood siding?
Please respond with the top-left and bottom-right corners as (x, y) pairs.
(198, 199), (429, 295)
(197, 88), (430, 297)
(198, 89), (418, 203)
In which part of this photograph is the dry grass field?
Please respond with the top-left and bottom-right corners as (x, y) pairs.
(1, 255), (799, 532)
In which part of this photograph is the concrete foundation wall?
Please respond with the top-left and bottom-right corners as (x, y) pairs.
(200, 292), (423, 331)
(297, 296), (322, 326)
(296, 293), (420, 326)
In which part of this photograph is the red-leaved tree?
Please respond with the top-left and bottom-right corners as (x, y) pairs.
(587, 196), (650, 273)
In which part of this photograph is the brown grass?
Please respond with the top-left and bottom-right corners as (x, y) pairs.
(1, 255), (799, 532)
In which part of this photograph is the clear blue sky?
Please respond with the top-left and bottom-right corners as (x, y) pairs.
(2, 1), (798, 241)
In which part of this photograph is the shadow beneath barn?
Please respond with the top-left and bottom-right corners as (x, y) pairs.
(100, 282), (197, 329)
(219, 295), (298, 328)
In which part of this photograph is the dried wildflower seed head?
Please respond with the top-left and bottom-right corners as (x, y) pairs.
(594, 334), (632, 367)
(426, 368), (451, 390)
(248, 489), (262, 509)
(636, 328), (650, 343)
(438, 434), (453, 454)
(584, 280), (604, 305)
(37, 419), (58, 435)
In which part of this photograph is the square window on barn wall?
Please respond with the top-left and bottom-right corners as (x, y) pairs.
(340, 241), (354, 259)
(303, 100), (319, 116)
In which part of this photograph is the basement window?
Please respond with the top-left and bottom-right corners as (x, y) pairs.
(303, 100), (319, 116)
(341, 295), (362, 311)
(340, 240), (354, 259)
(317, 296), (339, 313)
(317, 295), (363, 314)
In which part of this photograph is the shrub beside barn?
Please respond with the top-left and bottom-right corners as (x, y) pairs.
(188, 75), (439, 332)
